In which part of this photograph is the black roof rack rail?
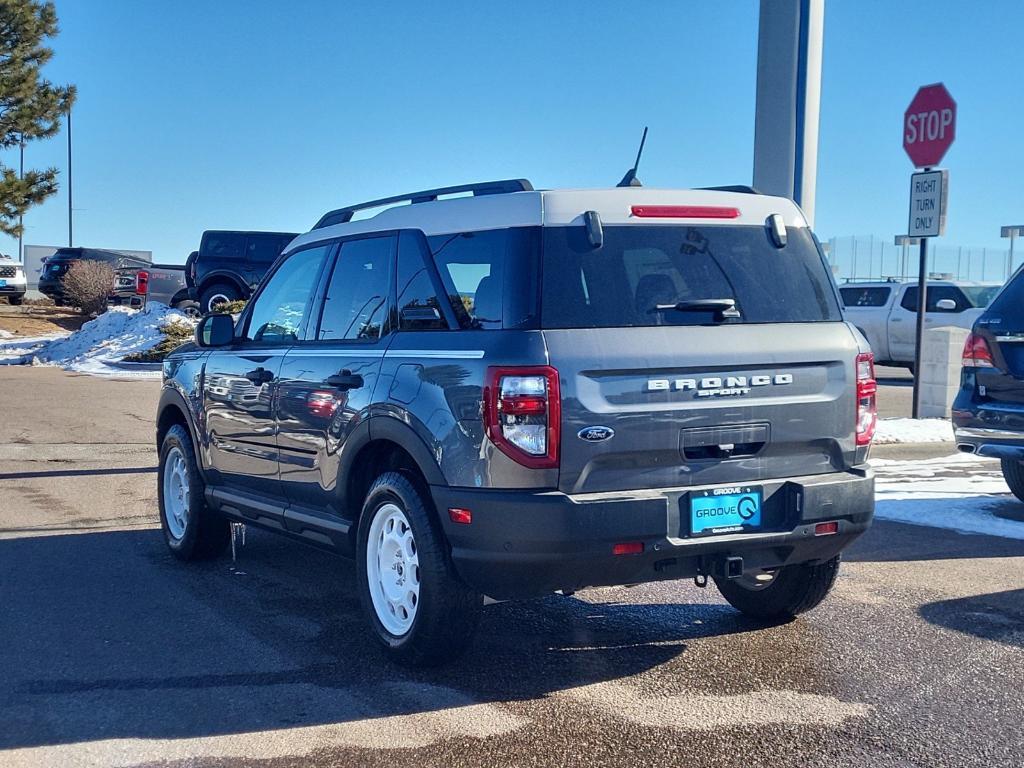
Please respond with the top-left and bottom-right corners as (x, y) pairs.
(697, 185), (762, 195)
(313, 179), (535, 230)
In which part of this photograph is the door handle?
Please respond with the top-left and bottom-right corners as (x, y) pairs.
(244, 367), (274, 384)
(326, 369), (364, 391)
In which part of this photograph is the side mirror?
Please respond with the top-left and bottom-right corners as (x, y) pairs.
(195, 313), (234, 347)
(935, 298), (957, 311)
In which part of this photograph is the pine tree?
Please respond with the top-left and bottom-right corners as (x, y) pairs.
(0, 0), (75, 237)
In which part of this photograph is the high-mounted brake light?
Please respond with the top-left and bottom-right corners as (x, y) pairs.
(484, 366), (560, 469)
(962, 333), (995, 368)
(631, 205), (740, 219)
(135, 270), (150, 296)
(856, 352), (877, 447)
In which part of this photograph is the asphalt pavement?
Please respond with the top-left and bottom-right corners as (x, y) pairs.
(1, 366), (1022, 767)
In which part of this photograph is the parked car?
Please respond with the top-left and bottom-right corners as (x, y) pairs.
(157, 179), (875, 666)
(110, 262), (196, 315)
(0, 255), (27, 305)
(953, 269), (1024, 500)
(840, 279), (1000, 370)
(187, 230), (298, 313)
(38, 247), (151, 306)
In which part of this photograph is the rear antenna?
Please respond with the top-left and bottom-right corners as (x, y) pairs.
(617, 126), (648, 188)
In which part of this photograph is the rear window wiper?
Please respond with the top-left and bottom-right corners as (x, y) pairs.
(650, 298), (741, 321)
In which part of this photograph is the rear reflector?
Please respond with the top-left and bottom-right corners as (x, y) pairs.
(612, 541), (643, 556)
(630, 205), (740, 219)
(448, 508), (472, 525)
(814, 521), (839, 536)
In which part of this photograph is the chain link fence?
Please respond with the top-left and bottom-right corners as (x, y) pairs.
(823, 235), (1013, 284)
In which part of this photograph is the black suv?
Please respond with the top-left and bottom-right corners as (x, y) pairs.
(954, 269), (1024, 497)
(157, 180), (875, 666)
(187, 230), (298, 313)
(38, 247), (150, 306)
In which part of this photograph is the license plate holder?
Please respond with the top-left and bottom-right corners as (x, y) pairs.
(689, 486), (763, 537)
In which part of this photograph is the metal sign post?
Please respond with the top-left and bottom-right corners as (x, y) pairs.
(907, 168), (948, 419)
(903, 83), (956, 420)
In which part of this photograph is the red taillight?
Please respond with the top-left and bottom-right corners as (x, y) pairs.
(856, 352), (877, 447)
(612, 541), (644, 556)
(962, 333), (995, 368)
(135, 270), (150, 296)
(631, 205), (740, 219)
(484, 366), (560, 469)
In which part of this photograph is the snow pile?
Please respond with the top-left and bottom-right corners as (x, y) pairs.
(874, 418), (953, 444)
(0, 303), (194, 377)
(874, 453), (1024, 540)
(0, 329), (13, 339)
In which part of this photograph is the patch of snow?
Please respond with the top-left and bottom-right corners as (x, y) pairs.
(873, 417), (953, 445)
(0, 328), (13, 339)
(874, 453), (1024, 540)
(0, 303), (195, 377)
(0, 333), (68, 362)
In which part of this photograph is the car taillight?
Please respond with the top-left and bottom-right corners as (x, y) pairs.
(962, 332), (995, 368)
(484, 366), (560, 469)
(136, 270), (150, 295)
(630, 205), (740, 219)
(856, 352), (877, 447)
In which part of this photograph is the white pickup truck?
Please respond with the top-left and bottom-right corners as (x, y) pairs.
(840, 280), (1001, 370)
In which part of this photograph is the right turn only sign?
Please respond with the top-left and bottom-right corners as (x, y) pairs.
(908, 169), (948, 238)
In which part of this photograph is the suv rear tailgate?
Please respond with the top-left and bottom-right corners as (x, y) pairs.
(546, 323), (860, 494)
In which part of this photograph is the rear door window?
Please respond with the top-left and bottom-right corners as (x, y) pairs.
(840, 287), (891, 307)
(317, 235), (394, 342)
(203, 233), (245, 261)
(397, 231), (447, 331)
(541, 225), (841, 328)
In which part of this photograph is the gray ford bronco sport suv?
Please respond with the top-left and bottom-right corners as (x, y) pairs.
(157, 179), (876, 666)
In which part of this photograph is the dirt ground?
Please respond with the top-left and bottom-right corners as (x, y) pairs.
(0, 302), (88, 337)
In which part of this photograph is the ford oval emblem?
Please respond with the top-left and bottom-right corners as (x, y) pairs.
(578, 426), (614, 443)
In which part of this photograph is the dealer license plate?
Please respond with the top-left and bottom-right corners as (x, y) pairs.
(689, 486), (763, 537)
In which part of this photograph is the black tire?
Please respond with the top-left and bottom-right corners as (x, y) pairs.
(200, 282), (241, 314)
(714, 555), (841, 621)
(8, 295), (24, 306)
(157, 423), (230, 560)
(356, 471), (482, 666)
(174, 300), (202, 320)
(53, 298), (64, 307)
(1000, 459), (1024, 503)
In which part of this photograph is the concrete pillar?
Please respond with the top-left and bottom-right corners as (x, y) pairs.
(753, 0), (825, 226)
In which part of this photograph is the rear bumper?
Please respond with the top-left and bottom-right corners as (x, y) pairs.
(432, 467), (874, 599)
(952, 398), (1024, 460)
(107, 293), (145, 308)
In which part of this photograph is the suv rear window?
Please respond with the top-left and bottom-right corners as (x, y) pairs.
(840, 286), (891, 307)
(540, 225), (841, 328)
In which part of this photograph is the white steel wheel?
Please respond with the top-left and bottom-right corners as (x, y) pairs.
(365, 502), (420, 637)
(162, 445), (190, 540)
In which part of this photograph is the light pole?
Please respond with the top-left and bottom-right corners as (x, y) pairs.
(1001, 226), (1024, 279)
(894, 235), (920, 281)
(66, 107), (73, 247)
(18, 134), (23, 261)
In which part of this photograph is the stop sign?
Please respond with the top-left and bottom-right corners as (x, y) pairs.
(903, 83), (956, 168)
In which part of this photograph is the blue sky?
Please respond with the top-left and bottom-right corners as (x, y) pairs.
(2, 0), (1021, 270)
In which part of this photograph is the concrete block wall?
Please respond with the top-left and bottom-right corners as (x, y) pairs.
(918, 325), (969, 418)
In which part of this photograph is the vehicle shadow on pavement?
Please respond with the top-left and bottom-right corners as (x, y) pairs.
(843, 517), (1024, 563)
(0, 526), (773, 751)
(0, 466), (156, 481)
(918, 588), (1024, 649)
